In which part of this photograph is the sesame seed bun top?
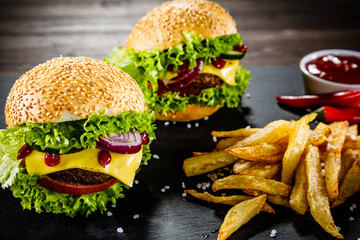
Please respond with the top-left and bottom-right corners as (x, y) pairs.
(125, 0), (237, 52)
(5, 57), (146, 127)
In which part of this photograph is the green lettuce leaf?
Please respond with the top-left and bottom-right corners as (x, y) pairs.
(0, 110), (155, 216)
(25, 110), (156, 154)
(10, 169), (128, 217)
(105, 32), (251, 114)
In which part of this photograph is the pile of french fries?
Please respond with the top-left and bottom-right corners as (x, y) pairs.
(183, 113), (360, 240)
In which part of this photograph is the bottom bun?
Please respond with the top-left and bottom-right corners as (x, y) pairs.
(155, 104), (221, 122)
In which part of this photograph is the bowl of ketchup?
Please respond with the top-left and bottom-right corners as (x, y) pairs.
(300, 49), (360, 94)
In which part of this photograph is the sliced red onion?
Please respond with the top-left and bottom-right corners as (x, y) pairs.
(166, 58), (203, 89)
(97, 131), (142, 154)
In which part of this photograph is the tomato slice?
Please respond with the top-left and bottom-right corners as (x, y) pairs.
(37, 176), (119, 195)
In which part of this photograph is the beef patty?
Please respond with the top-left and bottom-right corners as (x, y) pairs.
(48, 168), (114, 185)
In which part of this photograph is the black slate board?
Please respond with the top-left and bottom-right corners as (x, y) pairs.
(0, 66), (359, 240)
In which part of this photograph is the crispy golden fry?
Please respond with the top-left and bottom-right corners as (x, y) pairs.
(338, 149), (358, 187)
(185, 189), (275, 214)
(211, 128), (260, 138)
(229, 120), (291, 149)
(212, 174), (292, 197)
(332, 157), (360, 208)
(324, 121), (349, 201)
(281, 113), (316, 184)
(242, 189), (262, 196)
(216, 137), (244, 150)
(192, 152), (209, 156)
(343, 135), (360, 149)
(347, 124), (358, 137)
(183, 150), (237, 177)
(309, 122), (331, 146)
(234, 162), (281, 179)
(218, 195), (267, 240)
(226, 144), (286, 163)
(267, 195), (291, 208)
(232, 160), (256, 173)
(289, 157), (308, 214)
(305, 146), (343, 239)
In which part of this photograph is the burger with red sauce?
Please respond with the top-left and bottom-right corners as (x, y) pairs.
(106, 0), (251, 122)
(0, 57), (155, 216)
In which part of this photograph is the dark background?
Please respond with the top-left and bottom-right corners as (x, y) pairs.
(0, 1), (360, 240)
(1, 0), (360, 75)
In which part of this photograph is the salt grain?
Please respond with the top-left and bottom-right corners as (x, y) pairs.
(337, 226), (341, 232)
(270, 229), (277, 238)
(213, 136), (218, 142)
(321, 169), (326, 176)
(153, 154), (160, 159)
(164, 121), (170, 126)
(161, 188), (166, 192)
(195, 122), (199, 127)
(245, 125), (251, 130)
(187, 123), (191, 128)
(349, 216), (355, 221)
(133, 214), (140, 219)
(164, 185), (170, 190)
(182, 182), (186, 189)
(107, 211), (113, 217)
(245, 93), (251, 98)
(182, 192), (187, 197)
(134, 180), (139, 185)
(117, 227), (124, 233)
(111, 204), (117, 208)
(204, 116), (209, 121)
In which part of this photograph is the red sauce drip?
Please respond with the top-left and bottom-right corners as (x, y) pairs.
(233, 44), (248, 52)
(98, 150), (111, 168)
(17, 144), (33, 160)
(45, 153), (60, 167)
(306, 54), (360, 84)
(212, 57), (226, 69)
(141, 132), (149, 145)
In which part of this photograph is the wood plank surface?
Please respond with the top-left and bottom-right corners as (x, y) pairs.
(0, 0), (360, 75)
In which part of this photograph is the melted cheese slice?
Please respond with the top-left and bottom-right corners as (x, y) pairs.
(164, 60), (239, 86)
(25, 148), (143, 187)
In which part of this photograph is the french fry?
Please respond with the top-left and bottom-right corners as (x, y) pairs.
(212, 174), (292, 197)
(332, 156), (360, 208)
(289, 157), (308, 214)
(267, 195), (291, 208)
(184, 189), (275, 214)
(217, 195), (267, 240)
(309, 122), (331, 146)
(211, 128), (260, 138)
(216, 137), (244, 150)
(324, 121), (349, 201)
(229, 120), (291, 149)
(226, 144), (286, 163)
(281, 113), (316, 184)
(305, 145), (343, 239)
(232, 160), (256, 173)
(338, 149), (358, 187)
(347, 124), (358, 137)
(234, 162), (281, 179)
(183, 150), (237, 177)
(343, 135), (360, 149)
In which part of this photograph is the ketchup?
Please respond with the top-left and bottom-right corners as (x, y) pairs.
(306, 54), (360, 84)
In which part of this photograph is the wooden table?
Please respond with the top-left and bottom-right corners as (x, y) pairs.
(1, 0), (360, 76)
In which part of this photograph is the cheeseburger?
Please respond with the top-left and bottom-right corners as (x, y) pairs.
(106, 0), (251, 122)
(0, 57), (155, 216)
